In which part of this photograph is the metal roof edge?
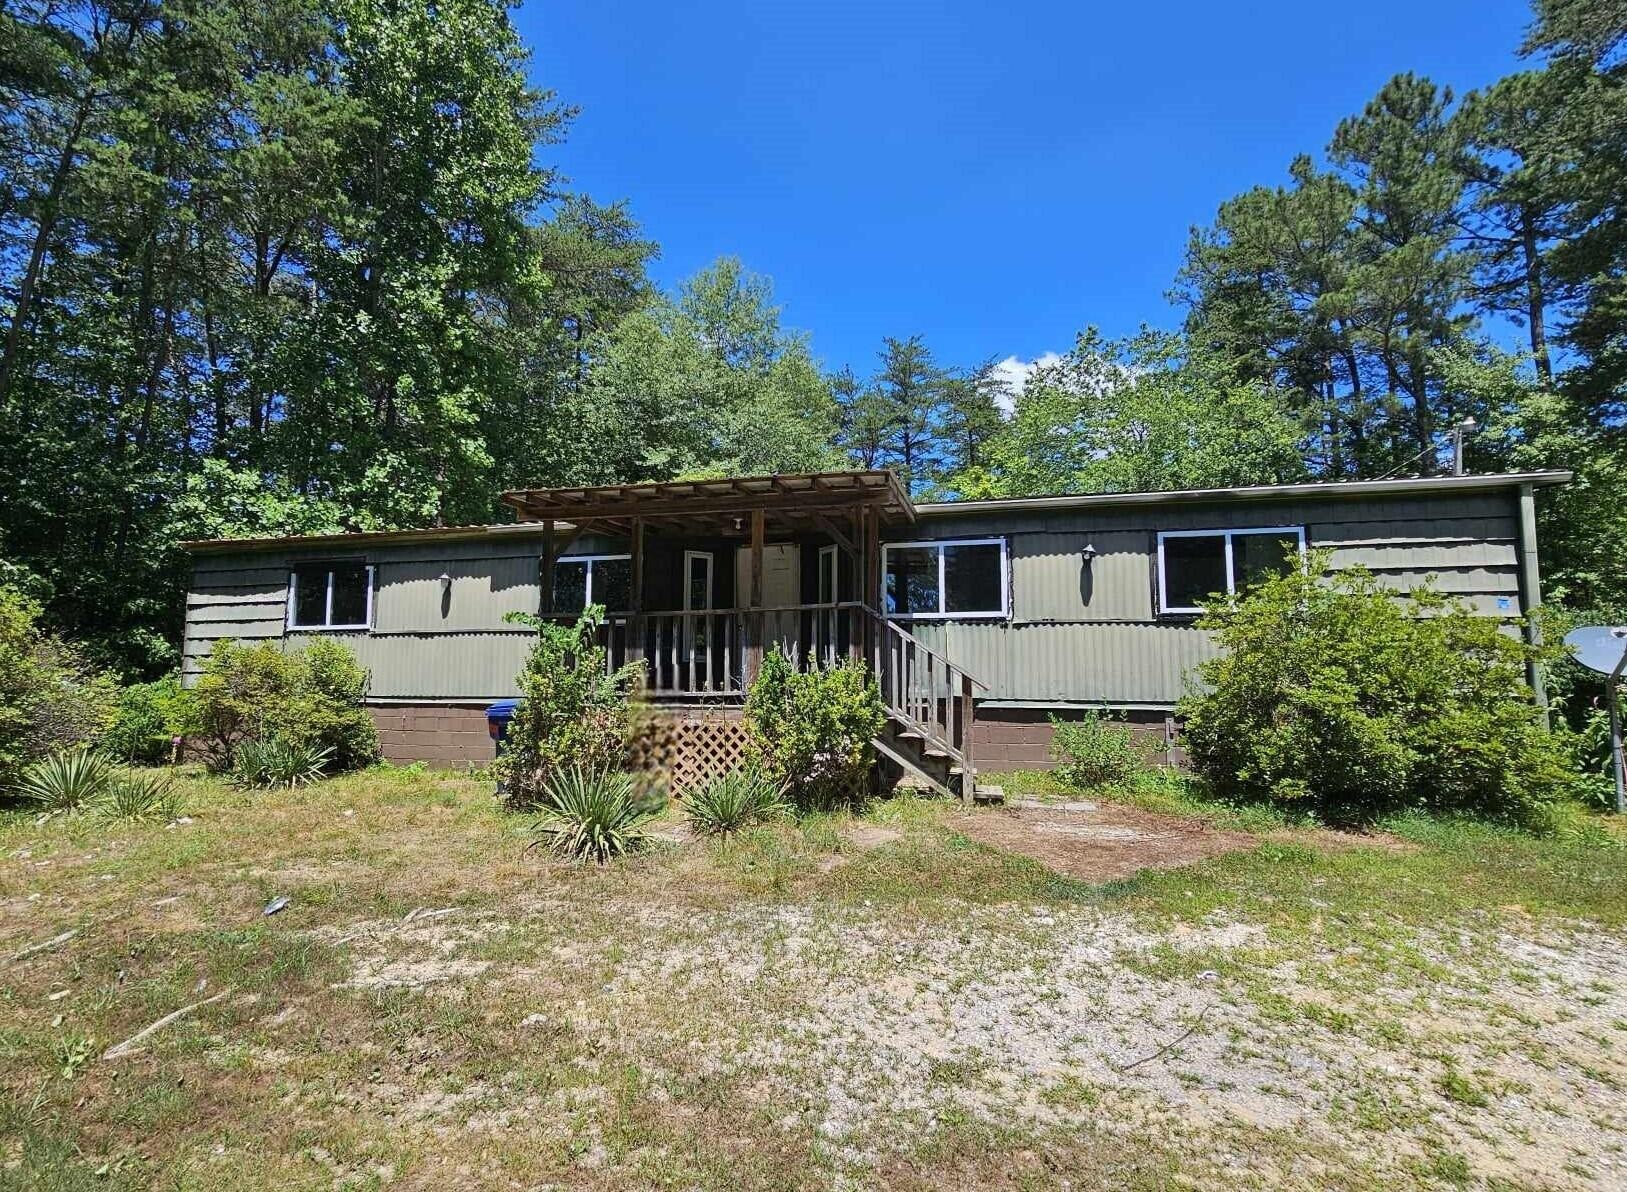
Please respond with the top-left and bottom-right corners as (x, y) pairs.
(913, 471), (1574, 517)
(179, 520), (553, 554)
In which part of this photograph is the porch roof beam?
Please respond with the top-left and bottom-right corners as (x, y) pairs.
(500, 469), (914, 526)
(509, 490), (894, 524)
(811, 512), (858, 557)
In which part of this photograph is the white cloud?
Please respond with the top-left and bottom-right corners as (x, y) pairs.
(989, 352), (1063, 414)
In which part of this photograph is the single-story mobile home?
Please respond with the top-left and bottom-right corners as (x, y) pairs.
(180, 468), (1569, 797)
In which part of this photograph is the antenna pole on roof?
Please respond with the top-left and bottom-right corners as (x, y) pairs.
(1451, 416), (1479, 476)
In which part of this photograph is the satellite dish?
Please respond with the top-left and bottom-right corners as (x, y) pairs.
(1564, 626), (1627, 675)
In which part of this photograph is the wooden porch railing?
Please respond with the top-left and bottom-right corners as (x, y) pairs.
(571, 601), (988, 801)
(873, 615), (988, 800)
(593, 602), (874, 698)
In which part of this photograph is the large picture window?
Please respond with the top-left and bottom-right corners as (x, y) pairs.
(1157, 527), (1304, 614)
(552, 554), (632, 614)
(883, 538), (1007, 619)
(288, 563), (373, 630)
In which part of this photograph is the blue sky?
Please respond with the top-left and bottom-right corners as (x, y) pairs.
(520, 0), (1536, 384)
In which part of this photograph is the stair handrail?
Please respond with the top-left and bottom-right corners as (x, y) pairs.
(870, 612), (988, 692)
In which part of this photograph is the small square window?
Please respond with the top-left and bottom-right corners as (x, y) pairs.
(944, 543), (1002, 614)
(885, 546), (940, 615)
(552, 560), (588, 614)
(293, 571), (330, 628)
(594, 558), (633, 613)
(1162, 535), (1227, 611)
(329, 564), (369, 626)
(1232, 532), (1300, 592)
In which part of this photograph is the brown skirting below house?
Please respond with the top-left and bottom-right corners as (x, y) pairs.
(968, 707), (1181, 772)
(369, 703), (495, 768)
(365, 701), (1182, 773)
(365, 701), (754, 772)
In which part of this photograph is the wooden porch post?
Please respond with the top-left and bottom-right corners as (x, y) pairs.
(864, 507), (882, 672)
(629, 516), (646, 675)
(540, 519), (556, 615)
(845, 506), (864, 660)
(959, 674), (976, 804)
(746, 508), (765, 687)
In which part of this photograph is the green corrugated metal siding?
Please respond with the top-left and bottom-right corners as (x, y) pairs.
(293, 631), (533, 700)
(1009, 531), (1153, 621)
(909, 621), (1221, 704)
(182, 533), (621, 691)
(182, 488), (1530, 706)
(900, 488), (1524, 705)
(373, 552), (540, 633)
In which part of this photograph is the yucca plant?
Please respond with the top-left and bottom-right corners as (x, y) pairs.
(529, 766), (663, 863)
(94, 770), (181, 824)
(14, 749), (117, 812)
(231, 737), (333, 790)
(685, 765), (791, 838)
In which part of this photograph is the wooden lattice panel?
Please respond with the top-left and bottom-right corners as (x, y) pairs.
(667, 713), (756, 795)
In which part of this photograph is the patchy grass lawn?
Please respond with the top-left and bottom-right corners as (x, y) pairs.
(2, 766), (1626, 1190)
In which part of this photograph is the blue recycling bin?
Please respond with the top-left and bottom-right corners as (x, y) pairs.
(486, 699), (521, 757)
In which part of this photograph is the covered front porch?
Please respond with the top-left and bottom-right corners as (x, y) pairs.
(499, 470), (985, 799)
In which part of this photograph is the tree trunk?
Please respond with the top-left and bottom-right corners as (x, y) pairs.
(1520, 204), (1553, 386)
(0, 90), (95, 407)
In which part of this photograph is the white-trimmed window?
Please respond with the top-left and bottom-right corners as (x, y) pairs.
(1157, 526), (1305, 614)
(552, 553), (632, 614)
(288, 563), (374, 630)
(883, 538), (1007, 619)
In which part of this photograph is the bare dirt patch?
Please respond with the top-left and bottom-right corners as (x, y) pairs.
(946, 802), (1257, 883)
(842, 824), (901, 850)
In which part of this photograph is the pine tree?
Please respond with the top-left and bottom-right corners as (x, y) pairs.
(866, 335), (949, 491)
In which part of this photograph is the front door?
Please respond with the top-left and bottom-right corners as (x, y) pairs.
(736, 543), (800, 659)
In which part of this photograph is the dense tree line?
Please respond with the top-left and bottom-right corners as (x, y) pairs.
(0, 0), (835, 675)
(2, 0), (1624, 678)
(835, 0), (1627, 616)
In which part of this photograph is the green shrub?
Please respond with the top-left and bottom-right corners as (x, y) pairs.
(102, 676), (184, 765)
(496, 608), (643, 810)
(1178, 552), (1576, 828)
(230, 737), (333, 790)
(1049, 710), (1148, 790)
(0, 587), (118, 788)
(685, 765), (791, 837)
(1568, 707), (1619, 811)
(296, 640), (380, 772)
(95, 770), (181, 824)
(745, 649), (886, 811)
(14, 748), (117, 812)
(175, 639), (379, 772)
(529, 766), (663, 863)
